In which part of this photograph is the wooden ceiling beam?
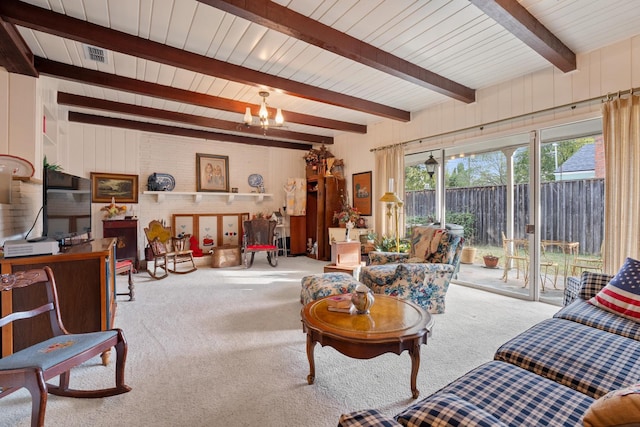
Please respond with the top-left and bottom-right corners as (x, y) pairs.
(58, 92), (333, 145)
(0, 0), (408, 122)
(68, 112), (313, 151)
(0, 16), (36, 76)
(200, 0), (476, 104)
(470, 0), (576, 72)
(36, 58), (362, 135)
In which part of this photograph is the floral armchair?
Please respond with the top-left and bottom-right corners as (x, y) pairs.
(359, 226), (464, 313)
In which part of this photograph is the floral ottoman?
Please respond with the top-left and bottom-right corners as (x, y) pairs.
(300, 272), (361, 305)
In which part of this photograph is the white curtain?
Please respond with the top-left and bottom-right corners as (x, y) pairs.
(602, 93), (640, 272)
(374, 145), (405, 238)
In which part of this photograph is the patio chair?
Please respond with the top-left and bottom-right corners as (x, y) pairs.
(0, 267), (131, 427)
(502, 233), (559, 291)
(242, 218), (279, 268)
(144, 220), (197, 279)
(570, 242), (604, 276)
(501, 232), (529, 285)
(359, 225), (464, 313)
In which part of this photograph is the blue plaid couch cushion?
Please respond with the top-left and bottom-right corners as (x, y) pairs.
(554, 299), (640, 341)
(495, 318), (640, 398)
(396, 393), (508, 427)
(396, 361), (592, 426)
(338, 409), (402, 427)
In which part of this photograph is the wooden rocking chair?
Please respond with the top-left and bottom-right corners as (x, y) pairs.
(0, 267), (131, 427)
(144, 220), (197, 279)
(242, 219), (279, 268)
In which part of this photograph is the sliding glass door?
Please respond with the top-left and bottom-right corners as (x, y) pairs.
(404, 118), (604, 306)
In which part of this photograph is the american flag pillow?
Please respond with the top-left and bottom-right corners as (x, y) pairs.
(589, 257), (640, 321)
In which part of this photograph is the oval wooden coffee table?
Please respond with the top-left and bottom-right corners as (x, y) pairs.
(301, 294), (433, 399)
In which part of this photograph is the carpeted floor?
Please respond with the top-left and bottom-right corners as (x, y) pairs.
(1, 256), (558, 426)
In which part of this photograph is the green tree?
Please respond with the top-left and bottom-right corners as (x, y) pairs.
(405, 164), (434, 190)
(514, 137), (595, 183)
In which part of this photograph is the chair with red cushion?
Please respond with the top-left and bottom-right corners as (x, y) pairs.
(242, 219), (279, 268)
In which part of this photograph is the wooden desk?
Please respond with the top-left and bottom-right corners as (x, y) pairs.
(0, 238), (117, 363)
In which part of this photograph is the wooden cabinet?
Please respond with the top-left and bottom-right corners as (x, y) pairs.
(0, 238), (117, 357)
(306, 175), (346, 261)
(289, 215), (307, 255)
(103, 219), (138, 267)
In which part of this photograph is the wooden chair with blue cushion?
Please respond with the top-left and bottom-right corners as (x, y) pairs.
(0, 267), (131, 427)
(359, 225), (464, 313)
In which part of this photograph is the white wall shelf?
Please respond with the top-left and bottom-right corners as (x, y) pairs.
(142, 191), (272, 204)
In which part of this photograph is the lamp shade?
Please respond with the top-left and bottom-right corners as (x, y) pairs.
(243, 107), (252, 125)
(425, 154), (439, 178)
(379, 192), (402, 204)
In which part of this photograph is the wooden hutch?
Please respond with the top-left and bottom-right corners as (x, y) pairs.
(305, 161), (346, 261)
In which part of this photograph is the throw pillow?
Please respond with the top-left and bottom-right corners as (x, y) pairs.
(579, 271), (615, 300)
(588, 257), (640, 321)
(583, 383), (640, 427)
(411, 226), (440, 260)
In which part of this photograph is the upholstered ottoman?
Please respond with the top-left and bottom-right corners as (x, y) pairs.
(300, 272), (360, 305)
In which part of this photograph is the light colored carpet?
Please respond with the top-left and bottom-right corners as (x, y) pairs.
(1, 256), (558, 426)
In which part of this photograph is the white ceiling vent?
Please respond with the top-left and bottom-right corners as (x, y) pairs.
(82, 44), (109, 64)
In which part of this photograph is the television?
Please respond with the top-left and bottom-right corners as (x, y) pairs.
(43, 169), (92, 240)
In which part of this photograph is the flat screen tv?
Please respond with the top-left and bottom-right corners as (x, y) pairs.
(43, 169), (92, 240)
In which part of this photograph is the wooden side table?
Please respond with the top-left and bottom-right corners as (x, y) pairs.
(103, 219), (139, 268)
(331, 241), (361, 266)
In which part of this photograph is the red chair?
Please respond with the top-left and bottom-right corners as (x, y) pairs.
(242, 219), (279, 268)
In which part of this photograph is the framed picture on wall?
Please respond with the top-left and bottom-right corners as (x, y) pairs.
(196, 153), (229, 192)
(90, 172), (139, 203)
(352, 171), (372, 216)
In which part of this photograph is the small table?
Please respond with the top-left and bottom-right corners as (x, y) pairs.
(301, 294), (433, 399)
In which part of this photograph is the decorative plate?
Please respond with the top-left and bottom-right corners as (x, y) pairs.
(0, 154), (35, 177)
(248, 173), (264, 188)
(147, 173), (175, 191)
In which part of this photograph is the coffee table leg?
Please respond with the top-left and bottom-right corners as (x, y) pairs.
(409, 341), (421, 399)
(306, 334), (316, 385)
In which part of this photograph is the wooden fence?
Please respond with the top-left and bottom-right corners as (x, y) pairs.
(404, 178), (604, 254)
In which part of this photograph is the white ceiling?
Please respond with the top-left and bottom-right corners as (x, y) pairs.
(8, 0), (640, 145)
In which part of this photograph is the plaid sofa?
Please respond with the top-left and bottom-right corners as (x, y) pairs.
(338, 271), (640, 426)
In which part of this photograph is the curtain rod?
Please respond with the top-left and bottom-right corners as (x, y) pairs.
(370, 86), (639, 152)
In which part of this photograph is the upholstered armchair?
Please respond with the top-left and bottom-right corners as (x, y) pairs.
(360, 226), (464, 313)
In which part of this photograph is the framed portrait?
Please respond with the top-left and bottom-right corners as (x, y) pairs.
(196, 153), (229, 192)
(90, 172), (139, 203)
(352, 171), (372, 216)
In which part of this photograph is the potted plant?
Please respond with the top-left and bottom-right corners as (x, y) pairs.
(483, 254), (500, 268)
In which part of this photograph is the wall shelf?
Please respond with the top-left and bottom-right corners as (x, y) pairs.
(142, 191), (272, 204)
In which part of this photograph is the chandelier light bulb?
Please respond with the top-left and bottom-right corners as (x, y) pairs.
(243, 107), (252, 125)
(275, 108), (284, 125)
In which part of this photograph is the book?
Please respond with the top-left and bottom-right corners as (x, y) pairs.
(326, 294), (354, 313)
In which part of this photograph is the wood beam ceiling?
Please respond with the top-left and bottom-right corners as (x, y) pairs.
(57, 92), (333, 145)
(68, 112), (313, 151)
(0, 0), (409, 122)
(36, 58), (361, 136)
(470, 0), (576, 72)
(199, 0), (476, 104)
(0, 16), (36, 76)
